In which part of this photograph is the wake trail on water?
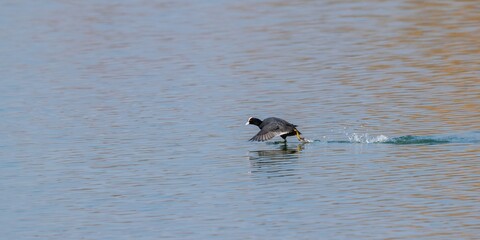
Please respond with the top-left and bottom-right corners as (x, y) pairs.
(300, 131), (480, 145)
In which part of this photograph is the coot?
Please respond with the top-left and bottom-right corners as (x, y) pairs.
(245, 117), (305, 142)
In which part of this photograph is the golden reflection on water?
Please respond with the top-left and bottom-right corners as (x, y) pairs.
(336, 0), (480, 134)
(391, 1), (479, 133)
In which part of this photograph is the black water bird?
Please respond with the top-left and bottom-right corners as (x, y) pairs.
(245, 117), (305, 142)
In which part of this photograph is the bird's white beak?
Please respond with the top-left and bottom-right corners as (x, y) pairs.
(245, 121), (250, 125)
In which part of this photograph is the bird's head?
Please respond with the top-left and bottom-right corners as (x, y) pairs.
(245, 117), (262, 126)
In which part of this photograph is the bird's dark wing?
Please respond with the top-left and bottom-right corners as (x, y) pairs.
(249, 124), (288, 141)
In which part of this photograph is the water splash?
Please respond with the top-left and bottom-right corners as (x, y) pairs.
(345, 132), (389, 144)
(300, 138), (314, 143)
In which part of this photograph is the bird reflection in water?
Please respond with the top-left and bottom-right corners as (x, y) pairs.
(248, 142), (306, 178)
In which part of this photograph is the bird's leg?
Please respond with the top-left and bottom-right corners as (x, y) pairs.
(294, 129), (305, 142)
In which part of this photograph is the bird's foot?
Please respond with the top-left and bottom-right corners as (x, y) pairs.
(294, 129), (305, 142)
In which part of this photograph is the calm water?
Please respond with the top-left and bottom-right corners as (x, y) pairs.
(1, 0), (480, 239)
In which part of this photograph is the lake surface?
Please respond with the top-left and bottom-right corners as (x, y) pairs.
(1, 0), (479, 239)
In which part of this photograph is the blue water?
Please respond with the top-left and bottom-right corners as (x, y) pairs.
(1, 0), (480, 239)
